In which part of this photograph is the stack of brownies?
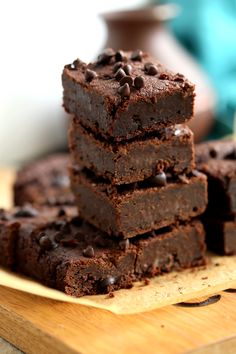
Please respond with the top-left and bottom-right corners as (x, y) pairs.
(0, 49), (208, 297)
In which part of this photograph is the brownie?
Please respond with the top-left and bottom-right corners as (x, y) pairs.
(203, 218), (236, 255)
(70, 167), (208, 238)
(14, 213), (205, 296)
(62, 49), (195, 141)
(69, 118), (195, 185)
(0, 205), (77, 269)
(14, 154), (74, 206)
(195, 139), (236, 164)
(197, 159), (236, 215)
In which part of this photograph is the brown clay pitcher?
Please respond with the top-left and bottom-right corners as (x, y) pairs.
(100, 5), (216, 141)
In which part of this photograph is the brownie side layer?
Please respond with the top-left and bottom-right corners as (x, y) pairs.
(14, 153), (74, 206)
(69, 119), (195, 185)
(15, 214), (206, 297)
(0, 206), (77, 269)
(62, 49), (195, 141)
(197, 159), (236, 215)
(70, 168), (208, 238)
(203, 218), (236, 255)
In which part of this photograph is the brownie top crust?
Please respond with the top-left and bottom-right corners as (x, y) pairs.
(62, 49), (195, 141)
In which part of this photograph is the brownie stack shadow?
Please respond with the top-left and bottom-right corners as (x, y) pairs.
(61, 48), (208, 294)
(196, 140), (236, 255)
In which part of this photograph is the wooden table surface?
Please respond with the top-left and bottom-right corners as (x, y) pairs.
(1, 168), (236, 354)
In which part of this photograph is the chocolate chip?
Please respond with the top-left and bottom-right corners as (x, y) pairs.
(83, 245), (95, 258)
(97, 48), (115, 65)
(54, 231), (64, 242)
(51, 175), (69, 187)
(145, 64), (158, 76)
(14, 206), (38, 218)
(224, 288), (236, 293)
(120, 75), (133, 87)
(113, 61), (123, 73)
(118, 83), (130, 98)
(144, 62), (152, 71)
(39, 233), (52, 250)
(131, 49), (143, 61)
(115, 50), (125, 62)
(99, 276), (116, 289)
(119, 239), (129, 251)
(134, 75), (145, 89)
(57, 208), (66, 217)
(123, 64), (132, 75)
(150, 172), (167, 186)
(115, 68), (126, 81)
(85, 69), (97, 82)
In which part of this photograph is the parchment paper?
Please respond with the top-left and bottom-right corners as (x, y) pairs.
(1, 254), (236, 314)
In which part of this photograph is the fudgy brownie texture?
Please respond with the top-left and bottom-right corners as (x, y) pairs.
(14, 154), (74, 206)
(70, 167), (208, 238)
(195, 140), (236, 164)
(0, 205), (77, 269)
(197, 159), (236, 215)
(13, 211), (205, 296)
(62, 49), (195, 141)
(203, 218), (236, 255)
(69, 118), (195, 185)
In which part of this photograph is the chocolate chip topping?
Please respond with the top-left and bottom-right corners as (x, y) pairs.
(150, 172), (167, 186)
(57, 208), (66, 217)
(115, 68), (126, 81)
(14, 206), (38, 218)
(113, 61), (123, 73)
(131, 49), (143, 61)
(118, 83), (130, 98)
(85, 69), (97, 82)
(120, 76), (133, 87)
(99, 276), (116, 289)
(39, 233), (52, 250)
(97, 48), (115, 65)
(115, 50), (125, 62)
(145, 64), (158, 76)
(83, 245), (95, 258)
(134, 76), (145, 89)
(123, 64), (132, 75)
(119, 239), (129, 251)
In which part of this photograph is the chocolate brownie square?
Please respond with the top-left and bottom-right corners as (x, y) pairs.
(62, 49), (195, 141)
(70, 167), (208, 238)
(14, 154), (74, 206)
(69, 119), (195, 185)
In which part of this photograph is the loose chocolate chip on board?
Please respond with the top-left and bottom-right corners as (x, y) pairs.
(123, 64), (132, 75)
(134, 76), (145, 89)
(115, 50), (125, 62)
(119, 239), (130, 251)
(14, 206), (38, 218)
(83, 245), (95, 258)
(224, 288), (236, 293)
(176, 294), (221, 307)
(39, 233), (53, 250)
(115, 68), (126, 81)
(150, 172), (167, 186)
(120, 75), (133, 87)
(118, 83), (130, 98)
(97, 48), (115, 64)
(113, 61), (123, 73)
(85, 69), (97, 82)
(131, 49), (143, 61)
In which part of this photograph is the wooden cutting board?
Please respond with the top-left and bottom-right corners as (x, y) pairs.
(1, 168), (236, 354)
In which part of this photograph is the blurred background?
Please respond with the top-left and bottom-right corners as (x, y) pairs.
(0, 0), (236, 166)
